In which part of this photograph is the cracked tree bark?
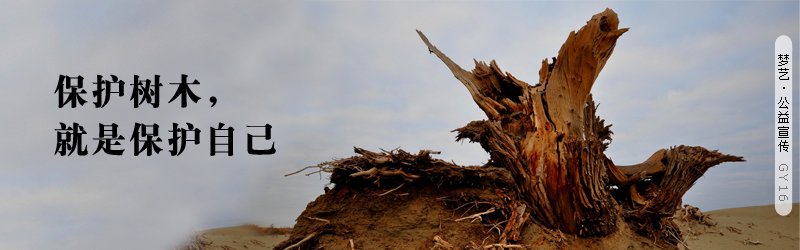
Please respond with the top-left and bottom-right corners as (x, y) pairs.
(418, 8), (743, 242)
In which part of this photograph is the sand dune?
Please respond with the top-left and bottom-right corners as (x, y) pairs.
(192, 204), (799, 249)
(678, 204), (799, 250)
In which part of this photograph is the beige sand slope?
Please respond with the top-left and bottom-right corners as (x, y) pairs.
(679, 203), (799, 250)
(186, 225), (288, 250)
(191, 204), (799, 250)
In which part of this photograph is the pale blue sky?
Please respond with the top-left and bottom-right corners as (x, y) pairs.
(0, 1), (798, 249)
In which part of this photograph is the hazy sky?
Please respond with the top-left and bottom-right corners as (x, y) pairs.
(1, 1), (798, 249)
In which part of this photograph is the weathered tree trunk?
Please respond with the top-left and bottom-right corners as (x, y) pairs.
(417, 8), (743, 243)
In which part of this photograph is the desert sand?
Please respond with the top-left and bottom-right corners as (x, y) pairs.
(679, 203), (799, 250)
(191, 203), (798, 250)
(187, 225), (289, 250)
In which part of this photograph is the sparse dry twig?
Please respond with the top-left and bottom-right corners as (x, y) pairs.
(303, 216), (330, 224)
(350, 167), (420, 180)
(283, 231), (319, 250)
(668, 229), (689, 249)
(378, 183), (405, 196)
(486, 219), (508, 236)
(285, 165), (322, 177)
(455, 208), (496, 223)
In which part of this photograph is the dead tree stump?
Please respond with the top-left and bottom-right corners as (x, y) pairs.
(417, 8), (743, 243)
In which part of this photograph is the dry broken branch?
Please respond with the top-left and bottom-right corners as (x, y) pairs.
(483, 243), (524, 249)
(303, 216), (330, 224)
(456, 208), (496, 223)
(433, 235), (455, 250)
(350, 167), (421, 180)
(283, 231), (319, 250)
(377, 183), (405, 196)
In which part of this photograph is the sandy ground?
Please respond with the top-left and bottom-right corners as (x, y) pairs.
(679, 203), (799, 250)
(193, 225), (288, 250)
(196, 204), (799, 249)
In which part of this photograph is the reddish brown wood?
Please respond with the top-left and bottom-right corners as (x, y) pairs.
(418, 8), (743, 241)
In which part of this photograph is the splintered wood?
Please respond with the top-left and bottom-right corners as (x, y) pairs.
(417, 7), (743, 246)
(417, 8), (629, 236)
